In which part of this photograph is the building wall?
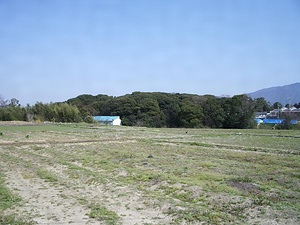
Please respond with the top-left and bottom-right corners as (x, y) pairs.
(112, 118), (121, 126)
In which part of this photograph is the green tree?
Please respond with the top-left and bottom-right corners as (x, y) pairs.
(276, 114), (292, 130)
(112, 96), (138, 126)
(253, 97), (270, 112)
(0, 98), (26, 121)
(178, 98), (203, 128)
(9, 98), (20, 107)
(155, 93), (180, 127)
(203, 96), (225, 128)
(222, 95), (255, 129)
(136, 97), (164, 127)
(31, 102), (81, 122)
(272, 102), (283, 110)
(294, 102), (300, 108)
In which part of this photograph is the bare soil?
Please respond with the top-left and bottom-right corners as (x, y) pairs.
(0, 143), (171, 225)
(0, 124), (299, 224)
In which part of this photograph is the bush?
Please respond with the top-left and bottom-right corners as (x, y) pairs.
(84, 116), (95, 124)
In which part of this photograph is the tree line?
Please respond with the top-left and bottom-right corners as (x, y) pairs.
(0, 97), (81, 123)
(67, 92), (269, 129)
(1, 93), (297, 128)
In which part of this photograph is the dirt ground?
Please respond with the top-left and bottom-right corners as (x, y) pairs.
(0, 123), (299, 224)
(0, 145), (171, 225)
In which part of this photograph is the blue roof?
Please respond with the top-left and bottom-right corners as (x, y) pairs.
(263, 119), (284, 124)
(255, 118), (264, 124)
(93, 116), (120, 122)
(290, 120), (298, 125)
(260, 118), (298, 125)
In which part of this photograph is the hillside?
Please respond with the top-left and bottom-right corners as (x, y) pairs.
(66, 92), (258, 128)
(248, 83), (300, 105)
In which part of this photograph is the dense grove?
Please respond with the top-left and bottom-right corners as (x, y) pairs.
(67, 92), (259, 128)
(1, 92), (292, 128)
(0, 98), (81, 123)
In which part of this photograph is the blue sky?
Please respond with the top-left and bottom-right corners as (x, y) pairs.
(0, 0), (299, 105)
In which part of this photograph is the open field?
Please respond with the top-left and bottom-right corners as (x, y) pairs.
(0, 122), (299, 224)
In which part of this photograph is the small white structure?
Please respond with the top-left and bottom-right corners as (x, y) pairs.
(93, 116), (121, 126)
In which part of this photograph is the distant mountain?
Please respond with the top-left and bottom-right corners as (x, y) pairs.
(248, 83), (300, 105)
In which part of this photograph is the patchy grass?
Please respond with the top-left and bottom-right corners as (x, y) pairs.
(36, 169), (58, 183)
(0, 173), (34, 224)
(0, 123), (299, 224)
(0, 174), (21, 211)
(0, 214), (35, 225)
(89, 204), (120, 225)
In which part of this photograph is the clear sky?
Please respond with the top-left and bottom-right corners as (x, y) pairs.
(1, 0), (299, 105)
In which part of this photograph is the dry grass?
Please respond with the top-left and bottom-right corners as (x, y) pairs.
(0, 123), (299, 224)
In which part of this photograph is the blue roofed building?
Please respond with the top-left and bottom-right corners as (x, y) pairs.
(254, 106), (300, 125)
(93, 116), (121, 126)
(263, 118), (284, 124)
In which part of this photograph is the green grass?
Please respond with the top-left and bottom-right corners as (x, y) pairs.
(0, 174), (21, 211)
(89, 204), (119, 225)
(36, 169), (58, 183)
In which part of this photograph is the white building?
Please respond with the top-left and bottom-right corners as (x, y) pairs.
(93, 116), (121, 126)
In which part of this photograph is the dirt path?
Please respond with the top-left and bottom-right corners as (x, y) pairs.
(0, 156), (101, 225)
(3, 170), (100, 225)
